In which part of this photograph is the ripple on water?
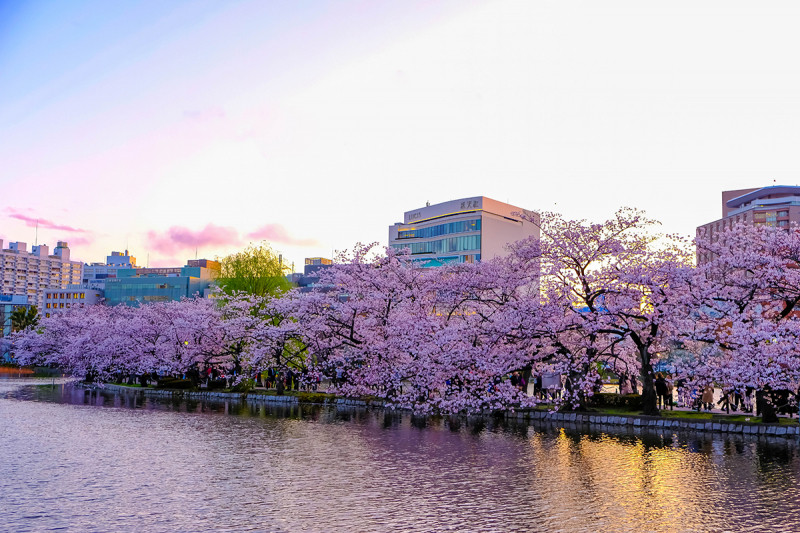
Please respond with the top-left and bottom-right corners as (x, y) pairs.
(1, 379), (800, 532)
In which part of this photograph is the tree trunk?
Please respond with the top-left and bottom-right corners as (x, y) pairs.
(757, 389), (779, 423)
(638, 347), (659, 416)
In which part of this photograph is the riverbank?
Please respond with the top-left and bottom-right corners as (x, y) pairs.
(90, 382), (800, 439)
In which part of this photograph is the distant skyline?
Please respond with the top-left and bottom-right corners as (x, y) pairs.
(3, 1), (800, 267)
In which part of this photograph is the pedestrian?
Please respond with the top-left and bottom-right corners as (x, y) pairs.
(665, 377), (674, 410)
(655, 373), (668, 410)
(702, 384), (715, 411)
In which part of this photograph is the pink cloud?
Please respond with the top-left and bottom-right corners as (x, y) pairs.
(246, 224), (319, 247)
(147, 224), (240, 255)
(62, 236), (93, 247)
(7, 209), (89, 233)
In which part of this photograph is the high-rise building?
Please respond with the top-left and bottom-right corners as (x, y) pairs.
(0, 240), (83, 309)
(388, 196), (538, 267)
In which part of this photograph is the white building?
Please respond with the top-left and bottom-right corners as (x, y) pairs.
(388, 196), (539, 267)
(0, 240), (83, 309)
(83, 250), (137, 289)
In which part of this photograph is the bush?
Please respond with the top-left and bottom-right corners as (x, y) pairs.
(206, 379), (228, 390)
(155, 377), (194, 390)
(295, 392), (333, 403)
(231, 378), (255, 393)
(589, 393), (642, 410)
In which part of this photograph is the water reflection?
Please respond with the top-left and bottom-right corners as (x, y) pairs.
(1, 378), (799, 532)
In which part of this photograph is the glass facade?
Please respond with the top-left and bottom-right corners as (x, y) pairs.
(392, 234), (480, 255)
(397, 219), (480, 240)
(104, 277), (211, 306)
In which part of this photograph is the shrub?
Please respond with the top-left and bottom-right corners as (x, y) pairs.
(295, 392), (333, 403)
(206, 379), (228, 390)
(155, 377), (194, 390)
(589, 393), (642, 410)
(231, 378), (255, 393)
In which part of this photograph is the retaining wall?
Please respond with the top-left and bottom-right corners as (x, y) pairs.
(92, 383), (800, 438)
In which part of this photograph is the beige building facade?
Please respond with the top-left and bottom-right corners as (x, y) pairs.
(388, 196), (538, 267)
(0, 240), (83, 309)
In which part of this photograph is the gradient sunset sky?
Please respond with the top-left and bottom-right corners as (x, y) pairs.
(3, 0), (800, 268)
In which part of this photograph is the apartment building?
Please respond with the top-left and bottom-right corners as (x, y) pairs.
(0, 240), (83, 309)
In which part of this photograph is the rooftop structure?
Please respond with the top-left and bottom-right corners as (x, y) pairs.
(83, 250), (138, 289)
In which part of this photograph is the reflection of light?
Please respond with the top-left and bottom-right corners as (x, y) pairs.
(524, 430), (749, 532)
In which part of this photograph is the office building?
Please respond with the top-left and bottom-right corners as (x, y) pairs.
(1, 294), (33, 361)
(42, 287), (104, 318)
(294, 257), (333, 292)
(0, 240), (83, 309)
(103, 259), (220, 306)
(697, 185), (800, 262)
(388, 196), (538, 267)
(83, 250), (138, 289)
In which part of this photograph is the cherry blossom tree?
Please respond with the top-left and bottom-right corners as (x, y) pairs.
(12, 298), (237, 384)
(511, 208), (692, 414)
(675, 223), (800, 421)
(288, 244), (542, 413)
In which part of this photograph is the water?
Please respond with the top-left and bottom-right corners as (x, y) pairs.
(2, 378), (799, 532)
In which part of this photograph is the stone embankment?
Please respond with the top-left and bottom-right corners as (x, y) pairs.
(94, 383), (800, 438)
(520, 409), (800, 437)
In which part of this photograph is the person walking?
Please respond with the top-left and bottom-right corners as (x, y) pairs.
(655, 373), (668, 410)
(702, 384), (715, 411)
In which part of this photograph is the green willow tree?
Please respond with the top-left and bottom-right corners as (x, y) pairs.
(215, 242), (294, 388)
(215, 242), (292, 297)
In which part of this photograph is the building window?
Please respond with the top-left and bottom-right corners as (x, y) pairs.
(45, 303), (50, 309)
(397, 219), (482, 240)
(392, 234), (481, 255)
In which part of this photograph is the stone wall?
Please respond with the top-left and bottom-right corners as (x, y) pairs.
(94, 383), (800, 438)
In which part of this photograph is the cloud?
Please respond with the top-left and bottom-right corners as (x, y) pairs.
(246, 224), (320, 247)
(6, 209), (89, 233)
(61, 236), (94, 247)
(147, 224), (239, 255)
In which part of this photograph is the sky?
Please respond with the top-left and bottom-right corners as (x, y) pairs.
(3, 0), (800, 268)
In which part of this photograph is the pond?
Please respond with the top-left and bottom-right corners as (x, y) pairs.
(2, 378), (798, 532)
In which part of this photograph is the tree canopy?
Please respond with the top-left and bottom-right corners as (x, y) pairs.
(11, 306), (38, 332)
(16, 212), (800, 417)
(215, 242), (292, 296)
